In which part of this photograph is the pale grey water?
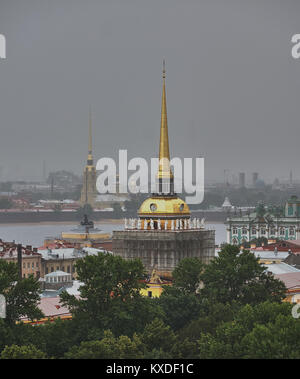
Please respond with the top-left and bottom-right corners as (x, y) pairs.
(0, 222), (226, 248)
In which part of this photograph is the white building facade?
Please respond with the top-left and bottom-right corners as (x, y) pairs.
(225, 196), (300, 245)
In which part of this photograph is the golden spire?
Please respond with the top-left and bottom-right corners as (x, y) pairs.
(88, 107), (92, 154)
(158, 60), (173, 179)
(87, 107), (94, 165)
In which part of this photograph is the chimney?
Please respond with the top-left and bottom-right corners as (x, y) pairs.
(17, 244), (22, 279)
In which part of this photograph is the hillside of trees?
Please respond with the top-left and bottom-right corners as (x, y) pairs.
(0, 245), (299, 359)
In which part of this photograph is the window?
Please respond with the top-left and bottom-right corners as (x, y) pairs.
(232, 228), (238, 235)
(32, 262), (34, 268)
(261, 229), (266, 235)
(242, 228), (247, 235)
(280, 228), (285, 236)
(67, 266), (70, 273)
(27, 262), (30, 269)
(51, 267), (54, 272)
(270, 228), (276, 235)
(289, 227), (295, 236)
(45, 267), (48, 274)
(148, 291), (152, 298)
(251, 227), (256, 235)
(36, 262), (39, 268)
(23, 262), (25, 268)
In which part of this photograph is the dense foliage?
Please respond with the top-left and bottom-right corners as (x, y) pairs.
(0, 245), (299, 359)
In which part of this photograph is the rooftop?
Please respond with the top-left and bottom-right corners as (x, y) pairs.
(38, 247), (111, 260)
(274, 272), (300, 290)
(264, 262), (300, 275)
(251, 250), (289, 260)
(45, 270), (71, 277)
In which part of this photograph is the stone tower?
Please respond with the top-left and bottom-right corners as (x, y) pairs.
(112, 63), (215, 278)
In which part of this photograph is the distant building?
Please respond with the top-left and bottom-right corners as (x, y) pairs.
(42, 215), (111, 250)
(79, 112), (129, 209)
(252, 172), (258, 187)
(12, 182), (52, 193)
(38, 246), (110, 279)
(47, 170), (81, 192)
(273, 271), (300, 304)
(0, 241), (41, 278)
(225, 196), (300, 244)
(80, 110), (97, 208)
(239, 172), (245, 188)
(60, 214), (111, 243)
(222, 197), (233, 211)
(42, 270), (73, 291)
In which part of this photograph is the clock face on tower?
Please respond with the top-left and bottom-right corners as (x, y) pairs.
(150, 203), (157, 212)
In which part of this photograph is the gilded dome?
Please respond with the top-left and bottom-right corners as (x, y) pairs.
(138, 196), (190, 217)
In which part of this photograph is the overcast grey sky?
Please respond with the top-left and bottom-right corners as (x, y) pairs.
(0, 0), (300, 183)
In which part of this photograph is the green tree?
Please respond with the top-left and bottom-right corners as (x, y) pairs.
(178, 302), (238, 342)
(0, 261), (43, 324)
(65, 330), (144, 359)
(1, 344), (46, 359)
(60, 252), (154, 335)
(172, 257), (204, 294)
(241, 314), (300, 359)
(158, 286), (202, 331)
(140, 318), (176, 357)
(197, 301), (294, 359)
(200, 245), (286, 305)
(0, 198), (12, 209)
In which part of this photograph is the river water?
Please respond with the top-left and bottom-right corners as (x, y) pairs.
(0, 222), (226, 248)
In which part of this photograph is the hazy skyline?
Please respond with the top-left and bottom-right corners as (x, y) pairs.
(0, 0), (300, 183)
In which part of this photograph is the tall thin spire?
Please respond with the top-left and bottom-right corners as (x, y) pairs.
(158, 60), (173, 181)
(87, 107), (94, 166)
(88, 107), (92, 155)
(80, 107), (97, 207)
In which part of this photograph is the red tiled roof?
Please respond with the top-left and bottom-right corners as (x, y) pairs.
(274, 272), (300, 290)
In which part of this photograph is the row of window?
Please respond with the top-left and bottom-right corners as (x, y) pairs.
(23, 272), (39, 278)
(45, 265), (75, 274)
(232, 227), (295, 236)
(23, 261), (39, 269)
(47, 276), (71, 283)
